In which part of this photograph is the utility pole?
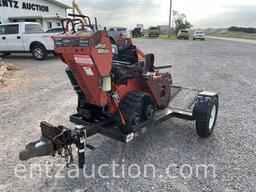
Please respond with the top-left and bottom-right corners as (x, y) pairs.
(168, 0), (173, 38)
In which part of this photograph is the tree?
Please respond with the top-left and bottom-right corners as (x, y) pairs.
(173, 10), (193, 34)
(228, 26), (256, 33)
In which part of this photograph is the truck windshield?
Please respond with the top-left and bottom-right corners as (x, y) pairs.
(117, 28), (127, 31)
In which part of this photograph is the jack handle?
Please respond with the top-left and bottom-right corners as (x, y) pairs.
(154, 65), (173, 70)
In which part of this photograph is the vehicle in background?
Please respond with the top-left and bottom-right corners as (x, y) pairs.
(107, 27), (130, 44)
(148, 27), (160, 37)
(193, 31), (206, 40)
(0, 22), (57, 60)
(46, 25), (93, 33)
(46, 27), (63, 33)
(132, 27), (145, 37)
(177, 29), (189, 40)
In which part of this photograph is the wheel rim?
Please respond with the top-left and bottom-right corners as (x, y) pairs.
(145, 105), (155, 120)
(209, 105), (216, 130)
(132, 113), (141, 127)
(34, 48), (43, 59)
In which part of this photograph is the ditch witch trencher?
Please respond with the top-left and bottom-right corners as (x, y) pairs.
(20, 14), (219, 173)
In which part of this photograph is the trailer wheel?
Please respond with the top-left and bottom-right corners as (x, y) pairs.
(194, 96), (219, 138)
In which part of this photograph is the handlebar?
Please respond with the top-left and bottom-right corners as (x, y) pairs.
(61, 14), (92, 34)
(68, 13), (92, 29)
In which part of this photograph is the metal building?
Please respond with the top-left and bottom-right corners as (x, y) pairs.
(0, 0), (71, 30)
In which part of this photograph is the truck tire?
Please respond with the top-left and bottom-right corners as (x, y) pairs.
(194, 96), (219, 138)
(32, 44), (48, 60)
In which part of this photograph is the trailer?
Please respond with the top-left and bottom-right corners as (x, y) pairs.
(20, 86), (218, 167)
(70, 86), (218, 143)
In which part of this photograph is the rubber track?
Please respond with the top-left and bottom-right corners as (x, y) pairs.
(119, 91), (145, 133)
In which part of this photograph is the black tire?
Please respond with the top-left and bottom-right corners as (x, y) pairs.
(142, 93), (155, 121)
(143, 104), (155, 120)
(31, 44), (48, 60)
(194, 96), (219, 138)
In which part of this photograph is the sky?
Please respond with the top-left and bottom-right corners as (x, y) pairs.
(59, 0), (256, 29)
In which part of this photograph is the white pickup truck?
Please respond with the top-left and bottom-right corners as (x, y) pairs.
(107, 27), (130, 44)
(0, 22), (57, 60)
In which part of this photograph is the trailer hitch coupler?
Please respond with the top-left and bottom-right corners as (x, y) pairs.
(19, 137), (55, 161)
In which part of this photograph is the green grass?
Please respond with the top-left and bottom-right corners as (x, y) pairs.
(133, 34), (177, 40)
(210, 34), (256, 40)
(133, 30), (256, 41)
(206, 30), (256, 40)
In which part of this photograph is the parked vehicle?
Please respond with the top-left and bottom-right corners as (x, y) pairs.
(177, 29), (189, 40)
(46, 27), (63, 33)
(132, 27), (145, 37)
(0, 22), (57, 60)
(148, 27), (160, 37)
(193, 31), (206, 40)
(107, 27), (130, 44)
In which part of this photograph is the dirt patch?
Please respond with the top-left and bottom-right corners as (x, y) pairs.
(0, 58), (22, 92)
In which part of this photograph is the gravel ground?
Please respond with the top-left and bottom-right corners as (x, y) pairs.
(0, 39), (256, 192)
(208, 36), (256, 44)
